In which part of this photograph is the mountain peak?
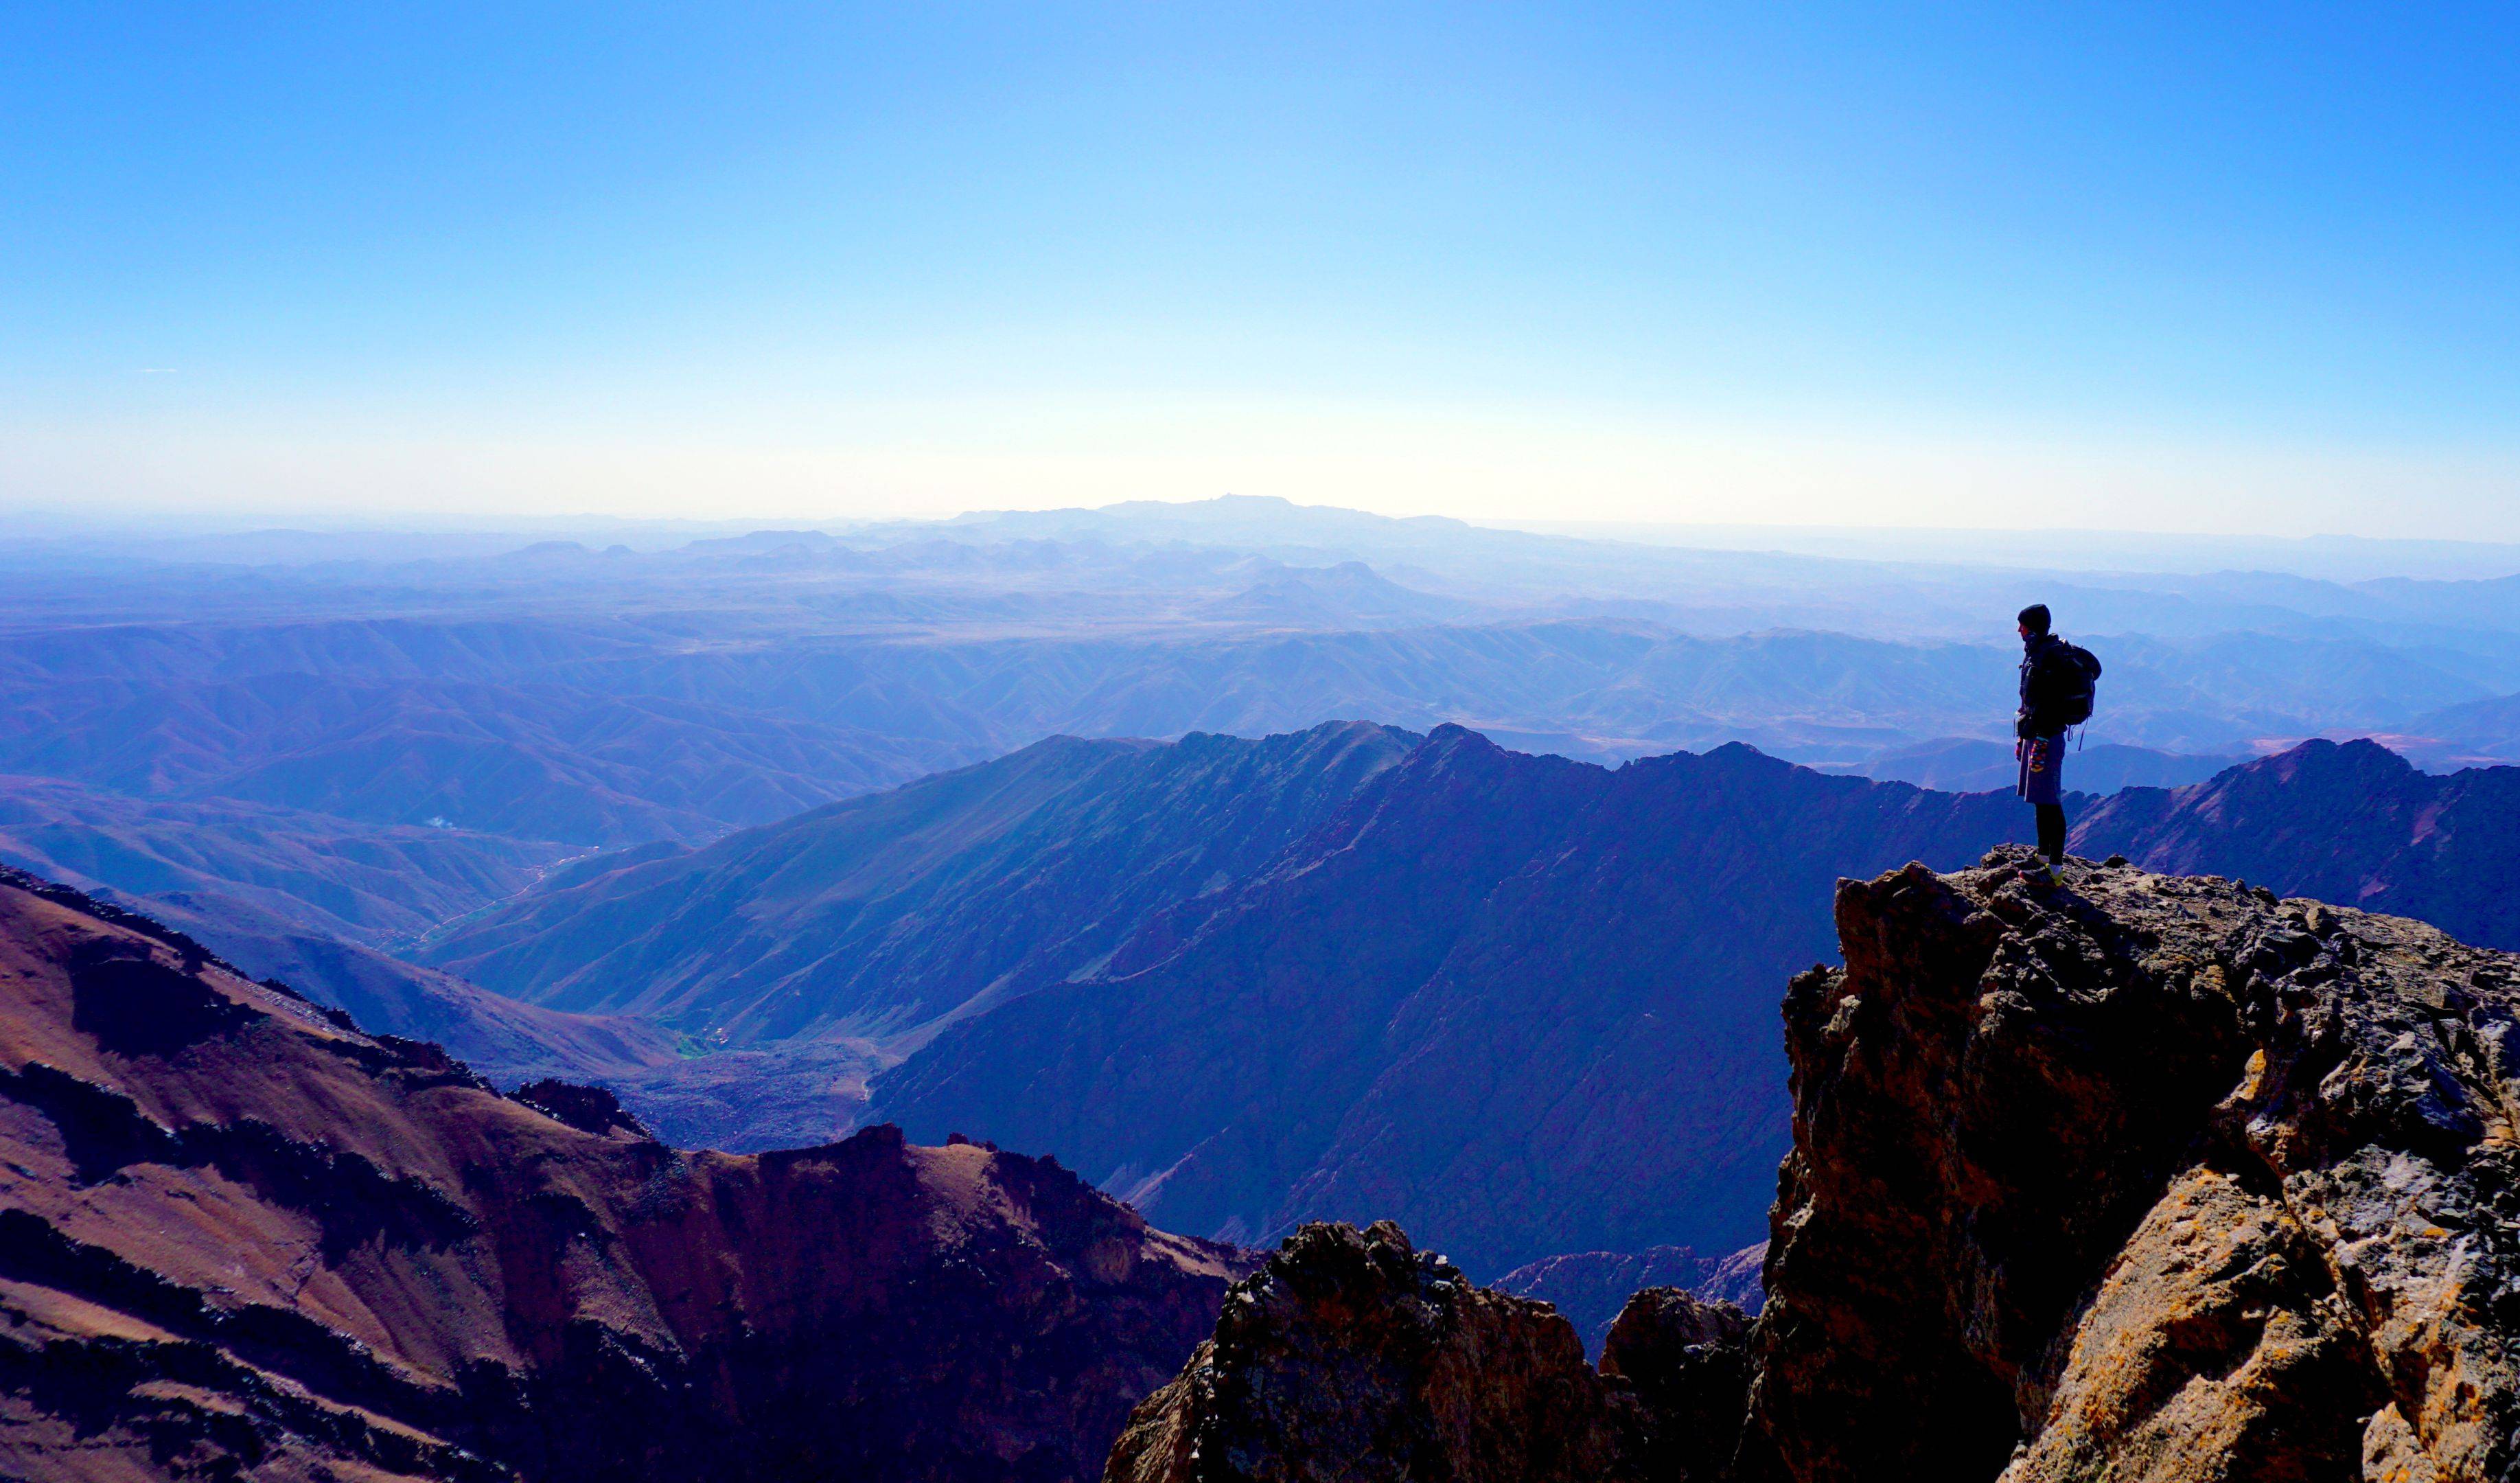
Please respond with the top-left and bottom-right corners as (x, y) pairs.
(2265, 733), (2417, 779)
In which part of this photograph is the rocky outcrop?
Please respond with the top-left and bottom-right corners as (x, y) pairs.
(1601, 1287), (1754, 1482)
(1102, 1220), (1748, 1483)
(1115, 847), (2517, 1481)
(1746, 846), (2517, 1480)
(0, 873), (1246, 1482)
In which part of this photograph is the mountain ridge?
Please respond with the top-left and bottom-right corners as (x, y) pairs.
(872, 725), (2031, 1275)
(417, 720), (2520, 1285)
(2076, 735), (2520, 950)
(421, 722), (1420, 1047)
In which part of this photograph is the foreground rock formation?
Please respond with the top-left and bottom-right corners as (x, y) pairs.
(0, 868), (1244, 1482)
(1118, 848), (2519, 1480)
(1749, 847), (2517, 1480)
(1103, 1220), (1747, 1483)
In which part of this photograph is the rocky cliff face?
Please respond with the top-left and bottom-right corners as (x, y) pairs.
(0, 869), (1245, 1482)
(1745, 846), (2517, 1481)
(1119, 848), (2518, 1481)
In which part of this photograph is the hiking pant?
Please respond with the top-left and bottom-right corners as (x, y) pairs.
(2019, 734), (2068, 862)
(2035, 803), (2068, 863)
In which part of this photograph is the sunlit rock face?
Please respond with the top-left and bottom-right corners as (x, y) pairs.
(1744, 847), (2518, 1482)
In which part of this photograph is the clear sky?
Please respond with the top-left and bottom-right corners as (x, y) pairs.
(5, 3), (2517, 536)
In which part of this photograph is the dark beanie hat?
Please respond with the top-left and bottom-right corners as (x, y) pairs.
(2018, 603), (2052, 635)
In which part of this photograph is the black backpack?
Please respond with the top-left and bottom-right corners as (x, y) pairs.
(2051, 642), (2103, 727)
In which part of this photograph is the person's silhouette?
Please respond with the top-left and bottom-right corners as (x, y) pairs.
(2014, 603), (2075, 864)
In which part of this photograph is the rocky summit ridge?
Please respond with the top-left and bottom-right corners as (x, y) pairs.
(1113, 847), (2519, 1482)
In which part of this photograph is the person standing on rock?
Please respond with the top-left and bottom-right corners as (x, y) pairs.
(2015, 603), (2101, 865)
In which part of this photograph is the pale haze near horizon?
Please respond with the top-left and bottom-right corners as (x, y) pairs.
(6, 5), (2517, 540)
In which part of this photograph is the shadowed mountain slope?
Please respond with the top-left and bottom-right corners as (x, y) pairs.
(136, 891), (686, 1088)
(412, 724), (2520, 1287)
(872, 726), (2028, 1276)
(0, 869), (1244, 1483)
(421, 722), (1418, 1046)
(2074, 737), (2520, 950)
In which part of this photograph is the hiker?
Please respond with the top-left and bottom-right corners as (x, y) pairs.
(2015, 603), (2101, 865)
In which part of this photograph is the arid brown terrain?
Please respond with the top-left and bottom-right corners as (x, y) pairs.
(0, 867), (1244, 1482)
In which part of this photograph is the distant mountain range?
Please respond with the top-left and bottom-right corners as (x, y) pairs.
(0, 660), (962, 847)
(0, 774), (570, 945)
(8, 498), (2520, 847)
(1193, 559), (1483, 628)
(1823, 736), (2247, 793)
(5, 607), (2504, 864)
(0, 763), (719, 1094)
(429, 723), (2031, 1272)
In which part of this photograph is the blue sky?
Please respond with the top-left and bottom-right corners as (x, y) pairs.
(5, 3), (2517, 534)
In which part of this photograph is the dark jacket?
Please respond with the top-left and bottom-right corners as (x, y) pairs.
(2018, 632), (2080, 737)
